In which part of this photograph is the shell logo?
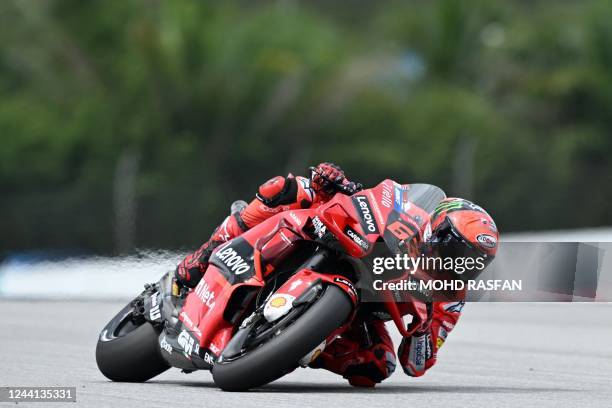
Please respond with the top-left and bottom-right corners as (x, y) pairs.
(270, 296), (287, 308)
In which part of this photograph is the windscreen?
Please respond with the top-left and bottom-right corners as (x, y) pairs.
(382, 183), (446, 256)
(402, 183), (446, 214)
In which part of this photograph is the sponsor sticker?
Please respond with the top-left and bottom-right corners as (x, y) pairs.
(210, 238), (256, 282)
(443, 301), (465, 313)
(149, 292), (161, 320)
(178, 330), (195, 356)
(263, 293), (295, 322)
(333, 277), (357, 298)
(437, 326), (448, 349)
(394, 185), (411, 213)
(476, 233), (497, 249)
(194, 280), (216, 310)
(179, 311), (202, 337)
(344, 225), (370, 251)
(160, 336), (173, 354)
(209, 343), (221, 354)
(204, 352), (215, 365)
(215, 245), (251, 275)
(425, 333), (433, 360)
(288, 279), (303, 291)
(411, 334), (426, 369)
(353, 195), (379, 234)
(312, 216), (327, 238)
(289, 212), (302, 226)
(270, 296), (287, 308)
(381, 182), (393, 209)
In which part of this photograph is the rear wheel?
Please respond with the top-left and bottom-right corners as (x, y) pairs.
(96, 300), (169, 382)
(212, 285), (353, 391)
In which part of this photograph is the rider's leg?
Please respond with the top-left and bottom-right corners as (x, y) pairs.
(175, 202), (248, 288)
(175, 173), (314, 289)
(311, 319), (396, 387)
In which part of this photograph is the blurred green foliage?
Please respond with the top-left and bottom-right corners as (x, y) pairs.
(1, 0), (612, 254)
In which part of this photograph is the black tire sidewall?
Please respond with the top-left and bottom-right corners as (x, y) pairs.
(96, 314), (169, 382)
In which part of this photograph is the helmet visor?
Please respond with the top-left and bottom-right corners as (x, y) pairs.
(428, 218), (493, 281)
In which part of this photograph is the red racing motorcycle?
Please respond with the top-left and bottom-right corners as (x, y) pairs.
(96, 179), (446, 390)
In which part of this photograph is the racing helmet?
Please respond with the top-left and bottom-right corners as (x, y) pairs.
(423, 198), (499, 281)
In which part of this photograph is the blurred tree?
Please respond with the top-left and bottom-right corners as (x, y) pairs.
(1, 0), (611, 255)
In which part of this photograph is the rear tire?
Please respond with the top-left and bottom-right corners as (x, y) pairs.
(96, 303), (169, 382)
(212, 285), (353, 391)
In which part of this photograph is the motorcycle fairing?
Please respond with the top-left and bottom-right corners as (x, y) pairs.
(178, 213), (307, 357)
(209, 237), (256, 284)
(267, 268), (358, 308)
(179, 266), (243, 347)
(316, 179), (445, 258)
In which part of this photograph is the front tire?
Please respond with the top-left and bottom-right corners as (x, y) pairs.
(96, 302), (169, 382)
(212, 285), (353, 391)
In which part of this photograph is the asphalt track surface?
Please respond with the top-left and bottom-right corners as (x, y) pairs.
(0, 301), (610, 408)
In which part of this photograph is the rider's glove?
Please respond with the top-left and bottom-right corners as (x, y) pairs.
(398, 302), (462, 377)
(398, 328), (437, 377)
(310, 162), (360, 197)
(398, 301), (435, 377)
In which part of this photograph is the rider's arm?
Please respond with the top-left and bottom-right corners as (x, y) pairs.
(176, 163), (351, 288)
(398, 301), (464, 377)
(241, 162), (356, 227)
(240, 174), (316, 227)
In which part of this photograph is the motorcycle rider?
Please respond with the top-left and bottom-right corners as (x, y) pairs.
(175, 162), (499, 387)
(314, 197), (498, 385)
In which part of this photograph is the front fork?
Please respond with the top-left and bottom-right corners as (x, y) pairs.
(138, 272), (214, 371)
(140, 271), (181, 328)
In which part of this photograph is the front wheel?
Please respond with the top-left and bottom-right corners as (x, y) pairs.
(96, 300), (169, 382)
(212, 285), (353, 391)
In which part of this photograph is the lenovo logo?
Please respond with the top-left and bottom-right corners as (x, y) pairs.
(215, 246), (251, 275)
(354, 196), (379, 234)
